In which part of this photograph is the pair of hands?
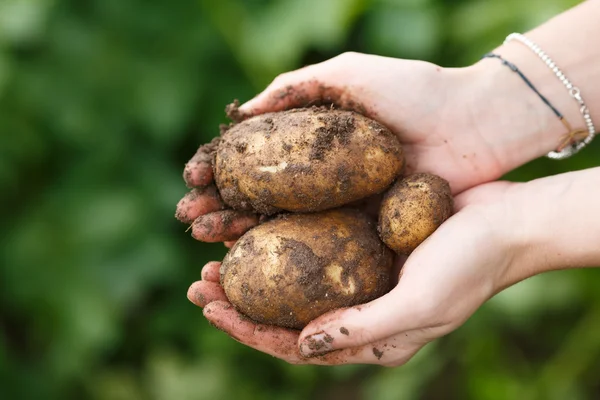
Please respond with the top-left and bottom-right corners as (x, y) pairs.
(178, 52), (537, 366)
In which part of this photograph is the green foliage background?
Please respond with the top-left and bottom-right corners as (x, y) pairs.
(1, 0), (599, 399)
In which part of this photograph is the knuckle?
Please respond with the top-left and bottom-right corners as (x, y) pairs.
(409, 298), (437, 323)
(335, 51), (360, 62)
(421, 300), (462, 331)
(381, 349), (419, 368)
(355, 329), (378, 346)
(271, 72), (291, 86)
(324, 52), (352, 69)
(411, 295), (450, 325)
(381, 360), (403, 368)
(328, 51), (367, 68)
(381, 355), (411, 368)
(286, 357), (304, 365)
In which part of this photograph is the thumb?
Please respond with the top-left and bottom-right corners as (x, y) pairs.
(238, 57), (364, 116)
(297, 281), (430, 358)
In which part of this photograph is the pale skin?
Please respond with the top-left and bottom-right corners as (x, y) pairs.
(181, 0), (600, 365)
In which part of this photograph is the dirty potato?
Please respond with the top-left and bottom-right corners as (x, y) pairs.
(220, 209), (394, 329)
(378, 173), (453, 255)
(214, 107), (404, 215)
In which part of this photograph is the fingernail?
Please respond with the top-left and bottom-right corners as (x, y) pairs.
(299, 332), (334, 357)
(238, 97), (257, 111)
(186, 284), (206, 307)
(237, 101), (251, 112)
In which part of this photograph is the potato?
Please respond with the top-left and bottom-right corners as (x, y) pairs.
(378, 173), (453, 255)
(220, 208), (394, 329)
(214, 107), (404, 215)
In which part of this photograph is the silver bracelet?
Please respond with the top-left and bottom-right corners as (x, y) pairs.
(504, 32), (596, 159)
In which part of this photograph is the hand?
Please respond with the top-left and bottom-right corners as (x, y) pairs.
(235, 52), (543, 194)
(176, 51), (555, 244)
(188, 180), (527, 365)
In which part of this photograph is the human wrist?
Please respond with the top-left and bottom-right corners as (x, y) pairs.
(460, 58), (569, 174)
(460, 26), (600, 171)
(502, 169), (600, 283)
(460, 0), (600, 170)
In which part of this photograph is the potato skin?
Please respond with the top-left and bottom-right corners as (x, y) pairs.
(214, 107), (404, 215)
(378, 173), (453, 255)
(220, 209), (394, 329)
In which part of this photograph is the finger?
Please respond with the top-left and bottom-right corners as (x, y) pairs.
(239, 60), (367, 116)
(203, 301), (305, 363)
(391, 256), (408, 286)
(453, 181), (516, 210)
(201, 261), (221, 282)
(191, 210), (259, 242)
(314, 334), (424, 367)
(175, 186), (224, 224)
(203, 301), (367, 365)
(203, 301), (418, 366)
(183, 138), (220, 188)
(224, 241), (236, 249)
(297, 282), (427, 357)
(187, 281), (227, 308)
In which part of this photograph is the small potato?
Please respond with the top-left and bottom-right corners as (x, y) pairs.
(220, 209), (394, 329)
(214, 107), (404, 215)
(378, 173), (453, 255)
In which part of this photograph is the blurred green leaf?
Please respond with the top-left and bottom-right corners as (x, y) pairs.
(364, 6), (441, 60)
(0, 0), (54, 44)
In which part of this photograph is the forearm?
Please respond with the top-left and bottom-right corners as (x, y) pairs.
(505, 167), (600, 283)
(467, 0), (600, 172)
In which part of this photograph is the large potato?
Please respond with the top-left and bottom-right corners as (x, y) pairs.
(378, 173), (453, 255)
(220, 209), (394, 329)
(214, 107), (404, 215)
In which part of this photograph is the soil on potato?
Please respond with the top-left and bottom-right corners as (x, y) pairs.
(225, 99), (246, 123)
(254, 79), (371, 117)
(215, 106), (401, 215)
(215, 112), (279, 214)
(200, 136), (221, 159)
(378, 173), (453, 254)
(221, 209), (393, 330)
(309, 109), (356, 161)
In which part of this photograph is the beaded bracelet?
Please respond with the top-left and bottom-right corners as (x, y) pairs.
(504, 33), (596, 160)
